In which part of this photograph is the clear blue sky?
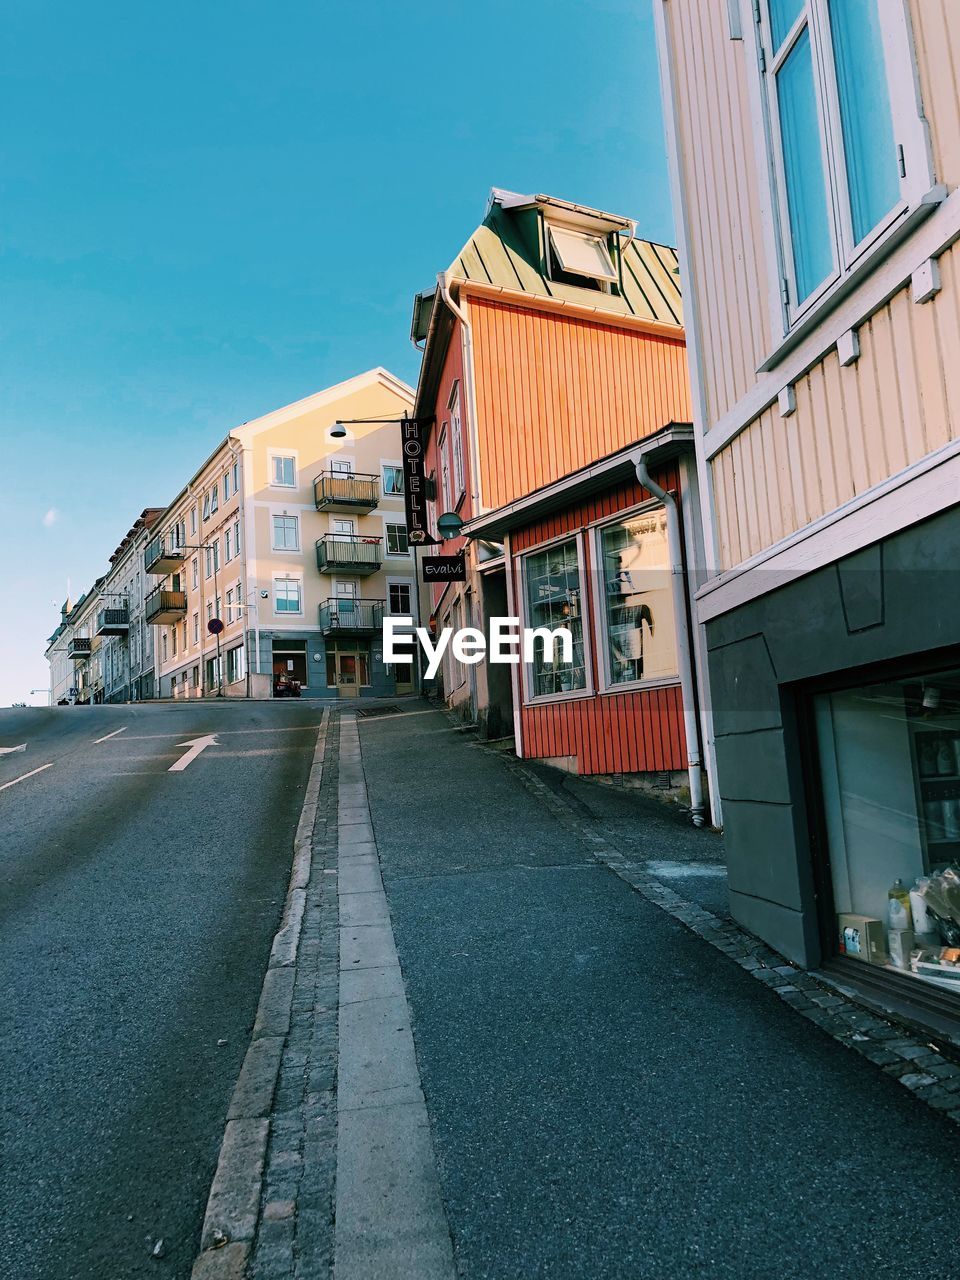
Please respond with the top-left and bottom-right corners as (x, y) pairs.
(1, 0), (674, 706)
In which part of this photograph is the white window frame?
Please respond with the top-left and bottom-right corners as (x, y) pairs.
(269, 452), (298, 489)
(754, 0), (938, 342)
(385, 522), (410, 557)
(518, 530), (594, 706)
(210, 483), (219, 514)
(448, 382), (465, 502)
(545, 223), (618, 286)
(233, 460), (240, 492)
(271, 512), (300, 552)
(273, 575), (303, 616)
(589, 502), (682, 695)
(382, 461), (404, 496)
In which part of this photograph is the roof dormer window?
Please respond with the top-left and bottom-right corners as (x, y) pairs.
(546, 225), (618, 291)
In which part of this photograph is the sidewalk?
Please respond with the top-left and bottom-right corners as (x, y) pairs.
(360, 706), (959, 1279)
(193, 703), (959, 1280)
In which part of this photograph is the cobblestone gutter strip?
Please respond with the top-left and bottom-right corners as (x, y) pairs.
(191, 710), (335, 1280)
(505, 754), (960, 1128)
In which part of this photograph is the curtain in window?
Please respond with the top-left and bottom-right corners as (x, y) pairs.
(828, 0), (899, 245)
(777, 25), (834, 302)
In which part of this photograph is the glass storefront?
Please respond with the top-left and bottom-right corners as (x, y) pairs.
(598, 510), (678, 686)
(523, 539), (587, 697)
(815, 667), (960, 993)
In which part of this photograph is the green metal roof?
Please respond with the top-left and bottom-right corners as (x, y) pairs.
(448, 189), (682, 326)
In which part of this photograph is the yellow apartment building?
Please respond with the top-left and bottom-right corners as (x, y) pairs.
(146, 367), (416, 699)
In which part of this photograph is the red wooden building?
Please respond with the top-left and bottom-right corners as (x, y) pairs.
(410, 189), (714, 821)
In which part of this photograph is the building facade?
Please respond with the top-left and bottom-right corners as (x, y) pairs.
(146, 367), (417, 700)
(657, 0), (960, 1026)
(412, 190), (713, 813)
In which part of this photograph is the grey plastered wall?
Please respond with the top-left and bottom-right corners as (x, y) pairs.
(705, 507), (960, 967)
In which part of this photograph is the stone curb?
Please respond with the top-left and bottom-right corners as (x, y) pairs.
(501, 749), (960, 1128)
(190, 711), (329, 1279)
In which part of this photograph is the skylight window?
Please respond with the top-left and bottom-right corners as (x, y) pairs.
(547, 225), (618, 284)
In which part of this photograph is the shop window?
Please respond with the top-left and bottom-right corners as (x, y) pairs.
(523, 539), (587, 698)
(226, 645), (245, 685)
(815, 669), (960, 992)
(597, 509), (678, 687)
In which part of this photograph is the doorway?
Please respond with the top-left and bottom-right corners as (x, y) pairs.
(326, 642), (370, 697)
(272, 640), (308, 689)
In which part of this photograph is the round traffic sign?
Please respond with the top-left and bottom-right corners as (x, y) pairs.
(207, 618), (225, 635)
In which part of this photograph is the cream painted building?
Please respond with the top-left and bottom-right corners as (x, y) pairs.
(657, 1), (960, 1026)
(146, 367), (416, 699)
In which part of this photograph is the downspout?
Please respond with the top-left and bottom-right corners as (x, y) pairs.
(438, 272), (483, 515)
(632, 451), (706, 828)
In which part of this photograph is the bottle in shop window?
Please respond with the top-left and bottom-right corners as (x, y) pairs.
(887, 879), (913, 931)
(918, 735), (937, 778)
(943, 798), (960, 842)
(936, 736), (955, 776)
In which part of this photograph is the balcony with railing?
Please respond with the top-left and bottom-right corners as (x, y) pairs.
(315, 534), (383, 576)
(144, 534), (186, 575)
(318, 598), (384, 636)
(96, 606), (129, 636)
(67, 636), (92, 661)
(145, 586), (188, 625)
(313, 471), (380, 513)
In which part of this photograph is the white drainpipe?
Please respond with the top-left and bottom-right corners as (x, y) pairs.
(631, 451), (706, 827)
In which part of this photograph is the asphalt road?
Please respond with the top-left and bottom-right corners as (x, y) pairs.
(360, 707), (960, 1280)
(0, 702), (320, 1280)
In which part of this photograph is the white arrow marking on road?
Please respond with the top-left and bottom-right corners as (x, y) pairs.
(0, 743), (27, 755)
(168, 735), (219, 772)
(94, 727), (128, 744)
(0, 763), (53, 792)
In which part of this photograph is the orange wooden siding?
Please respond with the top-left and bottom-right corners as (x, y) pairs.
(510, 473), (688, 777)
(470, 296), (692, 511)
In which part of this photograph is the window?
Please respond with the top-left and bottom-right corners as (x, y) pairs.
(523, 539), (587, 698)
(205, 547), (213, 580)
(190, 507), (197, 536)
(439, 429), (452, 512)
(182, 620), (188, 649)
(206, 656), (221, 690)
(546, 224), (617, 288)
(192, 558), (198, 589)
(382, 464), (404, 495)
(226, 644), (245, 685)
(223, 470), (230, 500)
(385, 523), (409, 556)
(211, 539), (220, 574)
(162, 633), (168, 662)
(232, 460), (240, 493)
(274, 577), (302, 614)
(272, 455), (296, 487)
(761, 0), (909, 315)
(210, 483), (219, 514)
(272, 514), (299, 551)
(193, 612), (199, 645)
(207, 601), (213, 623)
(225, 528), (232, 562)
(233, 520), (240, 557)
(331, 458), (354, 475)
(449, 382), (465, 500)
(388, 583), (412, 615)
(192, 665), (200, 689)
(226, 589), (234, 623)
(333, 518), (355, 536)
(202, 493), (210, 521)
(597, 510), (678, 687)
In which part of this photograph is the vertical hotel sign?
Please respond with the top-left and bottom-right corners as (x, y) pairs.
(402, 417), (440, 546)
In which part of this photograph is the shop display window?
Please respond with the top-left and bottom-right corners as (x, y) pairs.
(815, 668), (960, 993)
(597, 510), (678, 687)
(523, 539), (587, 698)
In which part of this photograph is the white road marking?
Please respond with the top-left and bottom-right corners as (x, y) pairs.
(168, 734), (219, 772)
(0, 763), (53, 792)
(0, 743), (27, 755)
(94, 727), (128, 744)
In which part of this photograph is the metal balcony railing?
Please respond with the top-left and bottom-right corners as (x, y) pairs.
(318, 598), (384, 635)
(67, 637), (92, 660)
(96, 607), (129, 636)
(315, 534), (383, 576)
(313, 471), (380, 513)
(144, 587), (188, 625)
(144, 535), (186, 575)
